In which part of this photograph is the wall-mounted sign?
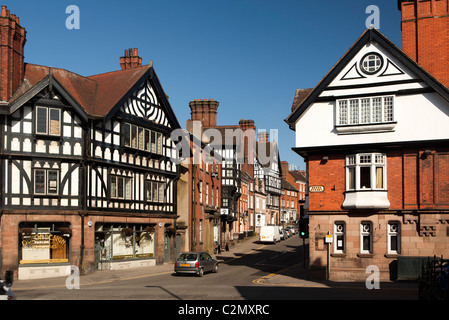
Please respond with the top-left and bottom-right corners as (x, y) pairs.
(220, 208), (229, 215)
(309, 185), (325, 193)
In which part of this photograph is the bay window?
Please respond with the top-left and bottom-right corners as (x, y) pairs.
(343, 153), (390, 209)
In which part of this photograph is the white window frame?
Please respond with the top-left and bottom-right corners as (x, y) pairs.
(388, 222), (401, 255)
(337, 96), (395, 126)
(334, 222), (346, 254)
(360, 222), (373, 254)
(345, 153), (387, 191)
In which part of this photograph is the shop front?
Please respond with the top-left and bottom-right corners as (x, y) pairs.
(94, 223), (156, 271)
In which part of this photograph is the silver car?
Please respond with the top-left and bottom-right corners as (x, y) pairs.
(174, 252), (218, 277)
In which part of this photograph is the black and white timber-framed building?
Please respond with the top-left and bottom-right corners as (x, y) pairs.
(0, 7), (182, 280)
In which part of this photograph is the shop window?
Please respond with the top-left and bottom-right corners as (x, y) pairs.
(95, 223), (155, 262)
(19, 222), (71, 265)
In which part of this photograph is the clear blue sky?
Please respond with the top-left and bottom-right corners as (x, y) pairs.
(3, 0), (403, 171)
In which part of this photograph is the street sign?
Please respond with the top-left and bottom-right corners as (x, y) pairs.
(325, 235), (333, 244)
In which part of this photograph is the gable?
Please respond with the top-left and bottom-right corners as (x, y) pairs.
(286, 28), (449, 153)
(121, 78), (171, 128)
(286, 28), (449, 127)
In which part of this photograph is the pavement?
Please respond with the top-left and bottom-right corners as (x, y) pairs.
(12, 234), (419, 294)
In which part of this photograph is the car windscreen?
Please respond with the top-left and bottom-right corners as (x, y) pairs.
(177, 253), (197, 261)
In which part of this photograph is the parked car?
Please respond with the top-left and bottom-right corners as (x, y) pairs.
(174, 252), (218, 277)
(0, 270), (15, 300)
(259, 225), (281, 243)
(288, 227), (296, 235)
(283, 228), (291, 238)
(279, 229), (285, 240)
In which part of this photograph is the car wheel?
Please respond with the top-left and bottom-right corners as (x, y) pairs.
(213, 263), (218, 273)
(197, 268), (204, 277)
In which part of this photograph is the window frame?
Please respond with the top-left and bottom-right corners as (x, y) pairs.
(345, 153), (387, 191)
(336, 96), (395, 126)
(35, 106), (61, 137)
(122, 122), (164, 155)
(34, 168), (59, 195)
(334, 222), (346, 254)
(110, 175), (133, 200)
(387, 221), (401, 255)
(360, 222), (373, 255)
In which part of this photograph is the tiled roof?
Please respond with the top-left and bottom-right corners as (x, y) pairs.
(9, 63), (150, 118)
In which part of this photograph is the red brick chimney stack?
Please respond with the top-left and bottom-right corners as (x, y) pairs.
(0, 5), (27, 102)
(399, 0), (449, 88)
(258, 131), (269, 143)
(189, 99), (219, 128)
(120, 48), (143, 70)
(238, 119), (256, 131)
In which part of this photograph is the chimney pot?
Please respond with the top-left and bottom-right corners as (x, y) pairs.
(1, 6), (7, 17)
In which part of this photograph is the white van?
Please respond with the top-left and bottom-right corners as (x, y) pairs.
(259, 226), (281, 243)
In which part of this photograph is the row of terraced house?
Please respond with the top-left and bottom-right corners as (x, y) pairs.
(0, 5), (306, 280)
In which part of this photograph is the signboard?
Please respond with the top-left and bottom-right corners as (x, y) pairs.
(309, 185), (325, 193)
(325, 235), (333, 244)
(220, 208), (229, 215)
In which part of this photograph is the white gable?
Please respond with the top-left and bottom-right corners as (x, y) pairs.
(294, 40), (449, 149)
(121, 79), (171, 128)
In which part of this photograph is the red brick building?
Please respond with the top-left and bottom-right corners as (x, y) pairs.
(178, 131), (222, 254)
(286, 1), (449, 281)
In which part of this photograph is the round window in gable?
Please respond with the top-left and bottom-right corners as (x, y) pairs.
(360, 52), (384, 75)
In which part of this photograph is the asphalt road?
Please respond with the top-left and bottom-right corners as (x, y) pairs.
(13, 235), (418, 304)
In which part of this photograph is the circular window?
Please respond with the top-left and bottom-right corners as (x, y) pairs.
(360, 52), (383, 75)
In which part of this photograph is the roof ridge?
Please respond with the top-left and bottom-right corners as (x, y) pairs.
(87, 64), (150, 79)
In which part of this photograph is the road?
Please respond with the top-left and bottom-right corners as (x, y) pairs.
(13, 235), (418, 303)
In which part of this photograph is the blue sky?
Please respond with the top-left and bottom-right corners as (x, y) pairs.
(2, 0), (403, 171)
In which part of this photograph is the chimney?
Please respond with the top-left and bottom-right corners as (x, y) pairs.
(239, 119), (256, 131)
(258, 131), (269, 143)
(120, 48), (143, 70)
(281, 161), (289, 178)
(0, 6), (27, 102)
(399, 0), (449, 88)
(189, 99), (219, 128)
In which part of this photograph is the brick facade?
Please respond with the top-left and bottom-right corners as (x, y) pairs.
(307, 148), (449, 280)
(400, 0), (449, 88)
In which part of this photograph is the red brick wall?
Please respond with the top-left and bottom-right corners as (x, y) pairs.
(0, 6), (26, 102)
(308, 148), (449, 212)
(400, 0), (449, 88)
(308, 154), (345, 211)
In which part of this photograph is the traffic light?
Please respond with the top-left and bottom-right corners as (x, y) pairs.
(299, 219), (309, 238)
